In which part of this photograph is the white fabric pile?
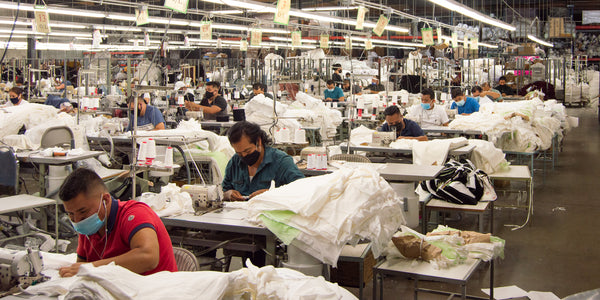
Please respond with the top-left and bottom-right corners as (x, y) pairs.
(467, 139), (508, 174)
(246, 167), (406, 266)
(449, 99), (566, 152)
(349, 125), (374, 146)
(25, 260), (356, 299)
(138, 183), (194, 217)
(411, 138), (468, 166)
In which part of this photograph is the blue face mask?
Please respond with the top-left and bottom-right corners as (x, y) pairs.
(71, 196), (106, 236)
(327, 88), (335, 92)
(456, 99), (466, 107)
(421, 103), (431, 110)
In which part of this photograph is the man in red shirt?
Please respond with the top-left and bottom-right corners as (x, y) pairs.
(58, 168), (177, 277)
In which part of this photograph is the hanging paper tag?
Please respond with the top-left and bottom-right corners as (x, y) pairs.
(69, 41), (76, 51)
(240, 39), (248, 51)
(251, 29), (262, 46)
(463, 36), (469, 49)
(92, 29), (102, 48)
(184, 36), (190, 47)
(437, 28), (442, 44)
(291, 31), (301, 47)
(320, 34), (329, 49)
(372, 15), (389, 37)
(421, 28), (434, 45)
(274, 0), (291, 25)
(164, 0), (189, 14)
(470, 37), (478, 50)
(144, 32), (150, 46)
(451, 32), (458, 48)
(356, 6), (367, 30)
(365, 39), (373, 50)
(217, 38), (222, 49)
(200, 21), (212, 40)
(345, 37), (352, 50)
(135, 7), (149, 26)
(34, 6), (51, 34)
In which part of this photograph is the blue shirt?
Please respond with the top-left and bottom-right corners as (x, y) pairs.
(379, 118), (424, 139)
(222, 147), (305, 196)
(324, 86), (344, 101)
(57, 80), (72, 91)
(451, 96), (480, 115)
(127, 105), (165, 131)
(44, 94), (70, 108)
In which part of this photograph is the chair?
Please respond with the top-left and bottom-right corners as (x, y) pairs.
(40, 126), (75, 149)
(173, 246), (200, 272)
(329, 153), (371, 163)
(0, 146), (18, 195)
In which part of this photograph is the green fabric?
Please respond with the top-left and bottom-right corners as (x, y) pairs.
(258, 211), (300, 245)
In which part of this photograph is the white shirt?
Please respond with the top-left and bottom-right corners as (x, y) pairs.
(408, 104), (449, 128)
(2, 99), (29, 107)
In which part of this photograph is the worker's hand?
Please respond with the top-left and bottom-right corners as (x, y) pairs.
(325, 98), (332, 101)
(59, 262), (84, 277)
(249, 189), (268, 199)
(225, 190), (245, 201)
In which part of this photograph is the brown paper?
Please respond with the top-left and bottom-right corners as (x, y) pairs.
(392, 235), (442, 261)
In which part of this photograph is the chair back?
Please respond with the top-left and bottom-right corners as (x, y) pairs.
(0, 146), (18, 195)
(41, 126), (74, 149)
(173, 247), (199, 272)
(330, 153), (371, 163)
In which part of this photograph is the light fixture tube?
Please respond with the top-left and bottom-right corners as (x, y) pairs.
(527, 34), (553, 47)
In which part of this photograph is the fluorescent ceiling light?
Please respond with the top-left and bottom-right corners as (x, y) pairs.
(269, 36), (317, 43)
(93, 25), (141, 32)
(212, 10), (244, 14)
(428, 0), (515, 31)
(478, 42), (498, 49)
(353, 37), (425, 48)
(107, 13), (136, 21)
(527, 34), (553, 47)
(301, 6), (359, 11)
(0, 34), (27, 38)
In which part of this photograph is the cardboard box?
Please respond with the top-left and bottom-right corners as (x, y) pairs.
(518, 43), (535, 55)
(330, 247), (375, 288)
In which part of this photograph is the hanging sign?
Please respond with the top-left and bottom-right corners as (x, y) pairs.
(34, 6), (51, 34)
(184, 36), (190, 47)
(470, 37), (478, 50)
(274, 0), (291, 25)
(356, 6), (368, 30)
(451, 32), (458, 48)
(92, 29), (102, 48)
(144, 32), (150, 46)
(164, 0), (189, 14)
(365, 39), (373, 50)
(69, 41), (76, 51)
(291, 31), (302, 47)
(421, 28), (434, 45)
(463, 36), (469, 49)
(372, 15), (389, 37)
(217, 38), (222, 49)
(250, 29), (262, 46)
(437, 27), (442, 44)
(200, 21), (212, 40)
(240, 39), (248, 51)
(135, 7), (149, 26)
(345, 36), (352, 51)
(320, 34), (329, 49)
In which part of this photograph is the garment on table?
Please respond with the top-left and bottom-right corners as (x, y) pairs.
(222, 147), (305, 197)
(323, 86), (344, 101)
(44, 95), (70, 108)
(379, 118), (425, 139)
(495, 84), (514, 96)
(450, 96), (480, 115)
(409, 105), (449, 127)
(76, 197), (177, 275)
(126, 105), (165, 131)
(249, 92), (273, 101)
(199, 95), (228, 120)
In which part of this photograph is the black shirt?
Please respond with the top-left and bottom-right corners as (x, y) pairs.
(495, 84), (514, 96)
(199, 95), (228, 120)
(332, 72), (343, 84)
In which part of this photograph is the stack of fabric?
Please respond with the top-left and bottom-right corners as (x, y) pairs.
(245, 167), (406, 266)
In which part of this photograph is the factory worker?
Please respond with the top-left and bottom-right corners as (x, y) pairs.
(411, 88), (449, 127)
(379, 106), (428, 141)
(472, 83), (502, 102)
(331, 65), (343, 86)
(342, 79), (362, 95)
(126, 95), (165, 131)
(249, 82), (274, 100)
(223, 121), (304, 201)
(174, 81), (194, 103)
(494, 76), (515, 96)
(3, 87), (29, 107)
(450, 88), (480, 115)
(365, 75), (385, 93)
(185, 81), (228, 120)
(55, 76), (72, 91)
(58, 168), (177, 277)
(324, 79), (345, 102)
(345, 72), (351, 81)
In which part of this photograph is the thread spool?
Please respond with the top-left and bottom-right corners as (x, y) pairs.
(295, 129), (306, 144)
(164, 146), (173, 168)
(145, 138), (156, 165)
(280, 128), (290, 143)
(137, 142), (147, 166)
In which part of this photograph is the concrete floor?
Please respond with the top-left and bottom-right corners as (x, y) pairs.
(344, 105), (600, 299)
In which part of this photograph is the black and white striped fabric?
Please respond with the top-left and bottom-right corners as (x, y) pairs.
(420, 159), (486, 205)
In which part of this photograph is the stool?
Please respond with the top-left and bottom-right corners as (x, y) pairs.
(331, 243), (374, 300)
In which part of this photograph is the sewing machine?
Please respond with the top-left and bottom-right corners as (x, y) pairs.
(372, 131), (397, 146)
(181, 184), (223, 215)
(0, 248), (48, 294)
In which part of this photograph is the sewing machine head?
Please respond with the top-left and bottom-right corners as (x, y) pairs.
(372, 131), (396, 146)
(181, 184), (223, 215)
(0, 247), (48, 294)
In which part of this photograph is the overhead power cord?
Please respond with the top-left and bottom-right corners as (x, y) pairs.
(0, 0), (20, 67)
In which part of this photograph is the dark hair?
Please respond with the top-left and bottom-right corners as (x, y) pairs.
(126, 95), (146, 104)
(345, 72), (350, 77)
(59, 168), (107, 202)
(252, 83), (264, 91)
(499, 76), (507, 81)
(9, 87), (22, 95)
(228, 121), (272, 146)
(206, 81), (220, 88)
(15, 77), (24, 85)
(471, 86), (482, 93)
(326, 79), (335, 85)
(421, 88), (434, 99)
(451, 87), (464, 99)
(482, 82), (490, 88)
(383, 105), (400, 116)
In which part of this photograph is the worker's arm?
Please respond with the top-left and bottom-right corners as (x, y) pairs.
(59, 228), (160, 277)
(185, 100), (201, 111)
(152, 122), (165, 130)
(398, 135), (428, 141)
(442, 121), (450, 126)
(338, 96), (345, 102)
(482, 90), (501, 99)
(224, 190), (246, 201)
(200, 104), (223, 114)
